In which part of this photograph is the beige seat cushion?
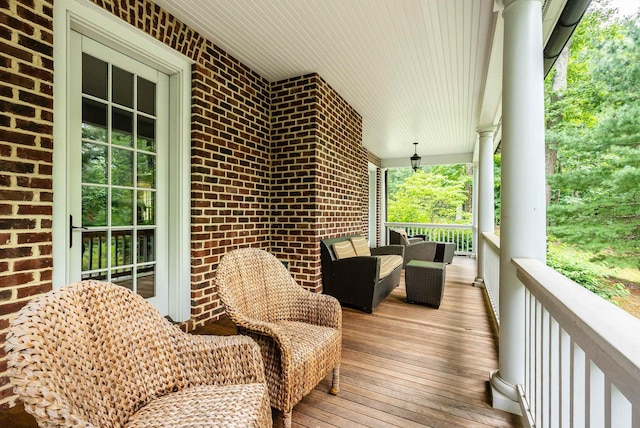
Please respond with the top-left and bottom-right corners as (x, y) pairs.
(125, 383), (271, 427)
(333, 241), (357, 259)
(350, 237), (371, 256)
(377, 255), (403, 278)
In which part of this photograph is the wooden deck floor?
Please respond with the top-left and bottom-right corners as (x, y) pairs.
(0, 257), (523, 428)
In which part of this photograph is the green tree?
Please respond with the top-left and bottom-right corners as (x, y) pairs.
(545, 1), (640, 268)
(387, 168), (470, 224)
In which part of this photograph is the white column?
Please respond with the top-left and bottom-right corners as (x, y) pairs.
(471, 163), (479, 259)
(490, 0), (547, 414)
(474, 126), (497, 287)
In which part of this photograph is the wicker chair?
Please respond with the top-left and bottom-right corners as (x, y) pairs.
(6, 280), (272, 428)
(216, 248), (342, 428)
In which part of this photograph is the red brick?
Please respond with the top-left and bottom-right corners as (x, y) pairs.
(0, 299), (30, 316)
(17, 231), (50, 243)
(0, 272), (33, 287)
(16, 283), (49, 299)
(16, 204), (51, 215)
(13, 257), (52, 271)
(16, 147), (52, 163)
(0, 247), (32, 259)
(0, 189), (33, 201)
(0, 129), (36, 146)
(16, 176), (52, 189)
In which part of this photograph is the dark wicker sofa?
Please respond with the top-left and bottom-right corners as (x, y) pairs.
(320, 235), (404, 313)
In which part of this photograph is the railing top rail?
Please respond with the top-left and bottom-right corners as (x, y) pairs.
(482, 232), (500, 251)
(513, 257), (640, 405)
(385, 222), (472, 230)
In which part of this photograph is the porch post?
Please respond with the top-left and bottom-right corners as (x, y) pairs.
(471, 163), (479, 259)
(474, 126), (497, 287)
(490, 0), (547, 414)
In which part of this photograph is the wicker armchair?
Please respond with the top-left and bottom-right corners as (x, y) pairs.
(216, 248), (342, 428)
(6, 280), (271, 428)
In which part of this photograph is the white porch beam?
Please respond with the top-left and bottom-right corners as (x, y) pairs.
(490, 0), (547, 414)
(381, 152), (473, 169)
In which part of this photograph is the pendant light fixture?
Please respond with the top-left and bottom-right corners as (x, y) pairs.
(410, 142), (421, 172)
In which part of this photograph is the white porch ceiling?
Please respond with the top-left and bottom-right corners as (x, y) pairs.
(152, 0), (560, 166)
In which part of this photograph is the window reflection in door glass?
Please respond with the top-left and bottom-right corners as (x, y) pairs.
(82, 54), (107, 99)
(82, 186), (107, 227)
(111, 189), (133, 226)
(137, 77), (156, 115)
(112, 66), (134, 108)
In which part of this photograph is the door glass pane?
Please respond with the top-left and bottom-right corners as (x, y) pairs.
(136, 266), (155, 298)
(137, 230), (155, 263)
(82, 99), (107, 141)
(82, 54), (107, 99)
(112, 107), (133, 147)
(82, 186), (107, 227)
(112, 66), (134, 108)
(137, 153), (155, 188)
(82, 231), (107, 271)
(136, 191), (155, 225)
(111, 230), (133, 266)
(137, 116), (155, 152)
(112, 267), (133, 290)
(82, 143), (107, 184)
(111, 147), (133, 187)
(112, 189), (133, 226)
(137, 77), (156, 115)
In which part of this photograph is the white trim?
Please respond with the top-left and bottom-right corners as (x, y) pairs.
(367, 163), (377, 245)
(53, 0), (193, 321)
(382, 152), (473, 168)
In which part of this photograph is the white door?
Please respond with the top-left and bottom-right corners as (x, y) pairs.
(67, 32), (169, 314)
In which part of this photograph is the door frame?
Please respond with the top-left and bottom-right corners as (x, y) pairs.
(367, 163), (378, 246)
(52, 0), (193, 321)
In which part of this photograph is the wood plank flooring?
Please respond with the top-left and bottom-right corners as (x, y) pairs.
(0, 257), (523, 428)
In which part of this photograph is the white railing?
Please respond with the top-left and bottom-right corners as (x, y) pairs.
(513, 258), (640, 428)
(384, 222), (474, 255)
(482, 232), (501, 324)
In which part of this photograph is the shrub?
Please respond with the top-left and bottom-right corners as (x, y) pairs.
(547, 242), (628, 301)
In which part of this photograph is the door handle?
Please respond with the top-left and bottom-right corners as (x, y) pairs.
(70, 215), (88, 248)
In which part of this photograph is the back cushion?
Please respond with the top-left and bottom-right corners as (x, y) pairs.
(350, 237), (371, 256)
(394, 228), (411, 246)
(333, 241), (357, 259)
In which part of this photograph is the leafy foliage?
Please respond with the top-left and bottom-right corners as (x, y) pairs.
(387, 166), (472, 224)
(547, 241), (628, 301)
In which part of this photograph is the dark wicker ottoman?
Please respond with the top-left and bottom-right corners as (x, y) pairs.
(405, 260), (446, 308)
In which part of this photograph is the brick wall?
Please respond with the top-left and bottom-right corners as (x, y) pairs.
(270, 74), (369, 292)
(0, 0), (54, 408)
(0, 0), (376, 409)
(190, 44), (272, 328)
(270, 74), (319, 289)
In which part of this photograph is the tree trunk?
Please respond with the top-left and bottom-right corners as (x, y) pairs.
(546, 41), (571, 206)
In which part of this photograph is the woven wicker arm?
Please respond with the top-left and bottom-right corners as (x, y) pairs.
(175, 334), (267, 388)
(290, 290), (342, 329)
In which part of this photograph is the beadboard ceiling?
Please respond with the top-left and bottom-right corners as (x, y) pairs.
(153, 0), (563, 167)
